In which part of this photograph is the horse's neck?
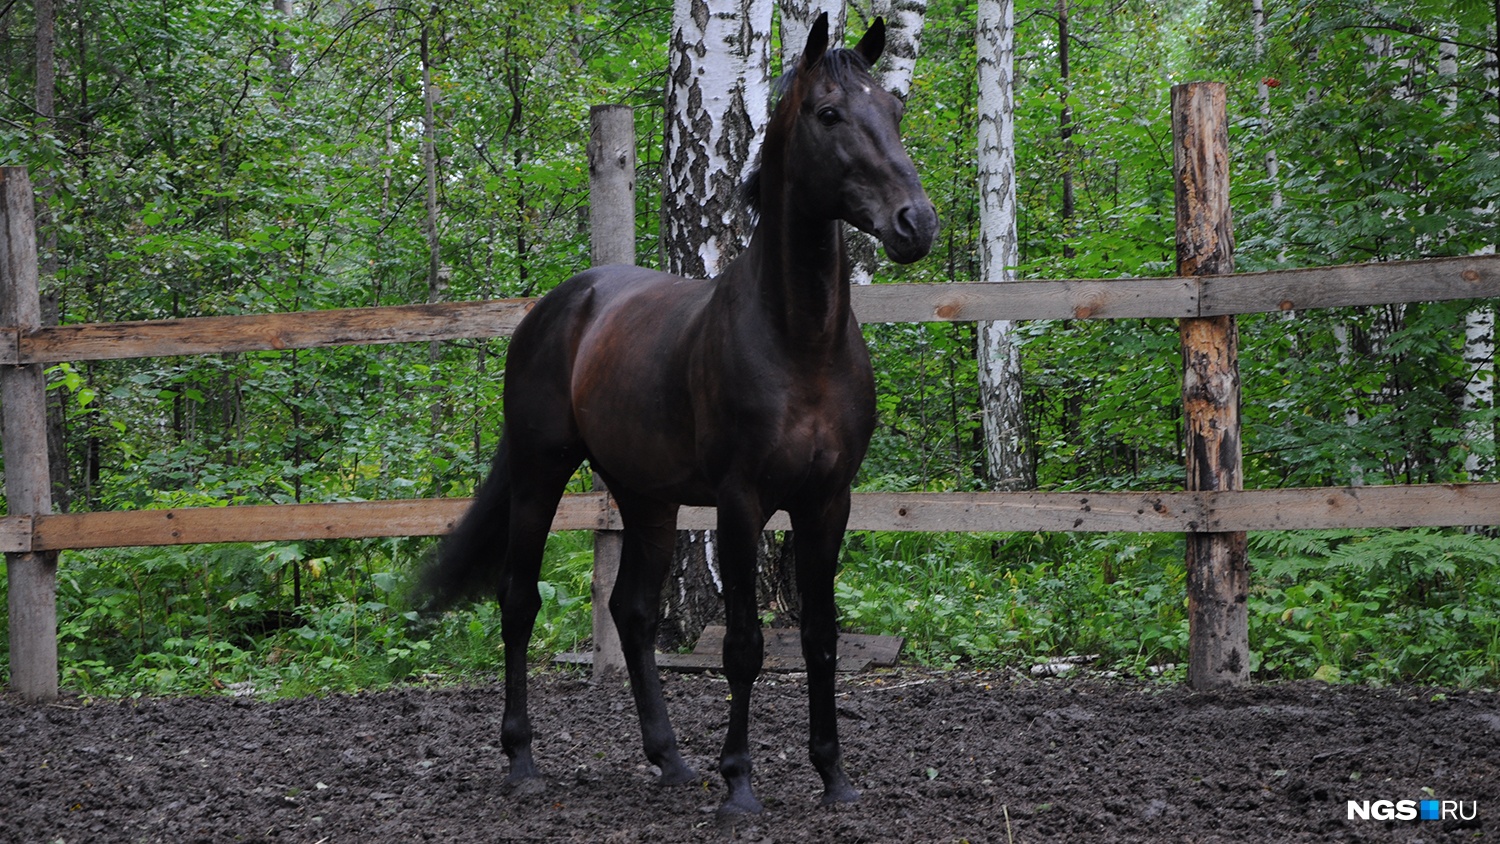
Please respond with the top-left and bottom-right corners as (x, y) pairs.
(738, 193), (851, 342)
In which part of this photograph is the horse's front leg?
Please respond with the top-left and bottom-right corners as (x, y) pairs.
(791, 489), (860, 805)
(715, 494), (767, 815)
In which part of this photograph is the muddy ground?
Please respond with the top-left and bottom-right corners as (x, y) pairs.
(2, 667), (1496, 843)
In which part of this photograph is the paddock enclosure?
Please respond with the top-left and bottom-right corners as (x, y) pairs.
(4, 82), (1500, 703)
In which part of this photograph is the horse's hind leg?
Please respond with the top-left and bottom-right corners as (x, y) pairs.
(608, 493), (696, 785)
(497, 440), (584, 794)
(713, 491), (768, 815)
(792, 490), (860, 805)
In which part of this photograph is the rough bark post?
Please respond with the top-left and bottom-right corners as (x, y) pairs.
(586, 105), (635, 680)
(1, 167), (59, 702)
(1172, 83), (1248, 691)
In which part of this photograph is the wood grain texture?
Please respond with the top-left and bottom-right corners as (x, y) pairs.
(1202, 484), (1500, 532)
(850, 278), (1199, 322)
(12, 299), (534, 364)
(17, 485), (1497, 552)
(30, 495), (612, 551)
(5, 255), (1496, 365)
(0, 515), (31, 553)
(1173, 82), (1248, 691)
(1198, 255), (1500, 316)
(2, 166), (59, 701)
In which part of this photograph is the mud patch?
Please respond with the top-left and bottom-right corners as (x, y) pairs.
(3, 669), (1494, 842)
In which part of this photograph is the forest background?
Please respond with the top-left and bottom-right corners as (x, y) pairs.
(0, 0), (1497, 697)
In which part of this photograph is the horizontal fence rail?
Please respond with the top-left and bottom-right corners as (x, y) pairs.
(5, 483), (1499, 553)
(1, 255), (1495, 365)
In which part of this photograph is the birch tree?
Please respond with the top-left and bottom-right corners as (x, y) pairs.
(780, 0), (844, 69)
(1445, 23), (1496, 479)
(659, 0), (774, 647)
(846, 0), (928, 286)
(660, 0), (773, 279)
(976, 0), (1033, 489)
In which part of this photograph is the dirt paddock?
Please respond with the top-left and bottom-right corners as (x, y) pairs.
(3, 668), (1495, 842)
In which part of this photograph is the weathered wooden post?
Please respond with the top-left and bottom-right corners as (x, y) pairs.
(1, 166), (59, 702)
(1172, 83), (1249, 690)
(586, 105), (635, 680)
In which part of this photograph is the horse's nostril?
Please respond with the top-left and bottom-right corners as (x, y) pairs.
(892, 203), (936, 243)
(894, 205), (917, 238)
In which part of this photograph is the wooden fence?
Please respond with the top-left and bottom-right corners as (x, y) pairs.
(4, 82), (1499, 702)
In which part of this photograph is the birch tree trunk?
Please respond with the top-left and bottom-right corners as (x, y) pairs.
(659, 0), (773, 650)
(1444, 24), (1496, 479)
(779, 0), (844, 71)
(420, 16), (449, 436)
(976, 0), (1034, 489)
(1252, 0), (1280, 213)
(848, 0), (927, 287)
(660, 0), (772, 279)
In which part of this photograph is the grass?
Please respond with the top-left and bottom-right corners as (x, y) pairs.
(3, 526), (1499, 699)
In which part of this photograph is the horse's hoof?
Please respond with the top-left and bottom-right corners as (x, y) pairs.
(657, 762), (699, 787)
(820, 784), (860, 806)
(717, 793), (764, 817)
(501, 773), (547, 797)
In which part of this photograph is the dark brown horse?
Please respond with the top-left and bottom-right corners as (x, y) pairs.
(416, 14), (937, 815)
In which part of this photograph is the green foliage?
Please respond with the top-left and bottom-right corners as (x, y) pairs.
(1249, 530), (1500, 686)
(1, 0), (1496, 696)
(836, 530), (1191, 676)
(1, 532), (595, 698)
(834, 527), (1500, 687)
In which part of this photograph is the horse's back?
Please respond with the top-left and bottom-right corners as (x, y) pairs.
(508, 264), (715, 500)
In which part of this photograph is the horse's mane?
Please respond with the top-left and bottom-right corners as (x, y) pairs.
(740, 47), (875, 214)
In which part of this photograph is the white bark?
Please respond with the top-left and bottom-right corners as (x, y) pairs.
(1463, 264), (1495, 479)
(661, 0), (774, 277)
(1252, 0), (1280, 213)
(976, 0), (1032, 489)
(779, 0), (844, 72)
(872, 0), (926, 96)
(660, 0), (773, 646)
(849, 0), (928, 286)
(1445, 26), (1495, 478)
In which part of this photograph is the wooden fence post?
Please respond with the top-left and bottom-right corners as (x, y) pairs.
(1172, 83), (1249, 690)
(1, 166), (59, 702)
(586, 105), (635, 680)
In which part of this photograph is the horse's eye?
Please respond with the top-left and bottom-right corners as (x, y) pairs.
(817, 107), (840, 127)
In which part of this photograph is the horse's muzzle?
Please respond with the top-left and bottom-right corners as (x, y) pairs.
(882, 201), (939, 265)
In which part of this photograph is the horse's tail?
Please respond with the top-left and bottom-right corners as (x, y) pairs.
(412, 436), (512, 612)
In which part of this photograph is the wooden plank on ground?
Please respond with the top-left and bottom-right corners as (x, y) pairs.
(556, 623), (896, 674)
(696, 625), (904, 668)
(14, 298), (535, 364)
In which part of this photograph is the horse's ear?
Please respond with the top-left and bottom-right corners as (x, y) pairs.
(854, 16), (885, 67)
(799, 11), (829, 71)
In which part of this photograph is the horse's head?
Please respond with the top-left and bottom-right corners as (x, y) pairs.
(767, 13), (939, 265)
